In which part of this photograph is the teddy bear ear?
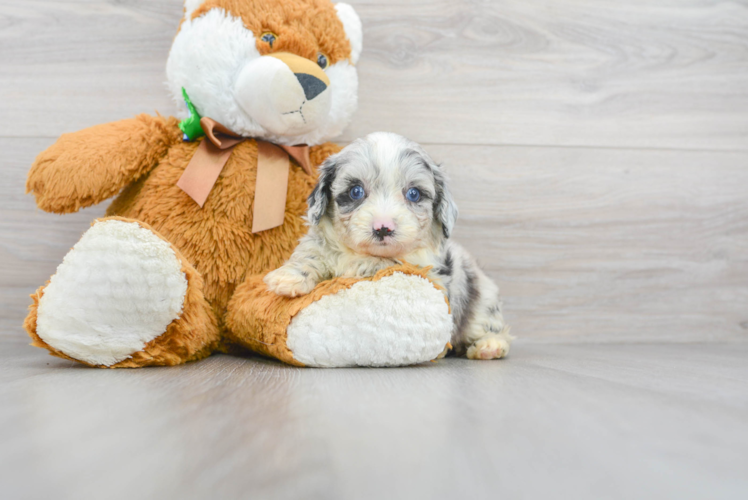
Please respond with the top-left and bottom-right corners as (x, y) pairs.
(335, 3), (363, 65)
(183, 0), (204, 18)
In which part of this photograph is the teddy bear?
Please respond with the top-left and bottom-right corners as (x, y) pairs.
(23, 0), (453, 368)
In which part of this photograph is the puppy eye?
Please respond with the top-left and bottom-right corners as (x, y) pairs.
(317, 53), (329, 69)
(349, 185), (365, 200)
(406, 187), (422, 202)
(261, 32), (277, 47)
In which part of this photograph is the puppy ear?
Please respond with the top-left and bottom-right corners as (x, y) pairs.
(431, 164), (459, 238)
(307, 156), (338, 225)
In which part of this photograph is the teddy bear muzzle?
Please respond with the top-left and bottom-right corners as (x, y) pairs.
(234, 52), (332, 137)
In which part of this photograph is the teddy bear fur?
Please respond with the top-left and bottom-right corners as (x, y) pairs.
(23, 0), (350, 367)
(25, 116), (347, 368)
(23, 0), (453, 368)
(225, 263), (448, 366)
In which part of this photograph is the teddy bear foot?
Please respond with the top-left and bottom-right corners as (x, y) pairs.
(26, 218), (217, 367)
(227, 266), (454, 367)
(286, 272), (453, 367)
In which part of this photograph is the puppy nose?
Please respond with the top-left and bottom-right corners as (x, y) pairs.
(373, 226), (394, 240)
(295, 73), (327, 100)
(373, 218), (396, 240)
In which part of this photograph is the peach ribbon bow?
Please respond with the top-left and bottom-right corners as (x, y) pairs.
(177, 117), (313, 233)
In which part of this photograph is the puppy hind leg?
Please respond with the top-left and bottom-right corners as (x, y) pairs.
(466, 327), (513, 360)
(464, 280), (513, 360)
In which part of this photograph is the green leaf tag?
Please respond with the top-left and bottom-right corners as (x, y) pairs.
(178, 88), (205, 141)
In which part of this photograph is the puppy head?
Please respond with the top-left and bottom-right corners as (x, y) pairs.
(308, 132), (458, 258)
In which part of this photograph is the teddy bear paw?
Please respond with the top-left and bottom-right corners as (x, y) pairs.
(35, 219), (189, 367)
(285, 272), (453, 367)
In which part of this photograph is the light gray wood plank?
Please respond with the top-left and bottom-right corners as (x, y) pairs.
(0, 0), (182, 136)
(1, 340), (747, 500)
(2, 138), (747, 342)
(1, 0), (747, 150)
(427, 144), (748, 343)
(0, 137), (107, 336)
(350, 0), (748, 150)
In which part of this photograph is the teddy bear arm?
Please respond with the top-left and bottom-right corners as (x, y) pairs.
(26, 114), (183, 214)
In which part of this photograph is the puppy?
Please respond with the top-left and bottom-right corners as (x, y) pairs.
(265, 132), (512, 360)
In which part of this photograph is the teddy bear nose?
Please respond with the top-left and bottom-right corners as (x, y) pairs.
(295, 73), (328, 101)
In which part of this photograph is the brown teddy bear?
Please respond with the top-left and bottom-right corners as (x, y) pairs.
(23, 0), (453, 368)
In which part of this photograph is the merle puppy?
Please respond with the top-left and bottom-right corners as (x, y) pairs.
(265, 132), (512, 359)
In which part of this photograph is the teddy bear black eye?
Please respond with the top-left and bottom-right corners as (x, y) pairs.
(317, 53), (329, 69)
(261, 32), (277, 47)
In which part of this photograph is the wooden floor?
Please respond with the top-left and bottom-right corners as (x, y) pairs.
(1, 338), (747, 500)
(1, 0), (748, 497)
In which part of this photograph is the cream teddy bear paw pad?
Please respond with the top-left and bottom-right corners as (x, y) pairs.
(36, 219), (188, 367)
(287, 272), (453, 368)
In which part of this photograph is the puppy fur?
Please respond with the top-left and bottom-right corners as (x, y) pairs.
(265, 132), (512, 359)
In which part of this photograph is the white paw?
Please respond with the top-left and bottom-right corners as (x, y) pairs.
(264, 267), (317, 297)
(466, 334), (511, 360)
(36, 219), (188, 366)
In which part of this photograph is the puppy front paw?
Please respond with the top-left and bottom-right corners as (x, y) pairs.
(264, 267), (317, 297)
(466, 334), (511, 360)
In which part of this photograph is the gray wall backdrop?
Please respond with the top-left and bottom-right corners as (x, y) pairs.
(1, 0), (747, 342)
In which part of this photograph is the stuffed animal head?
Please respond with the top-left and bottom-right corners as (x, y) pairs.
(167, 0), (362, 146)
